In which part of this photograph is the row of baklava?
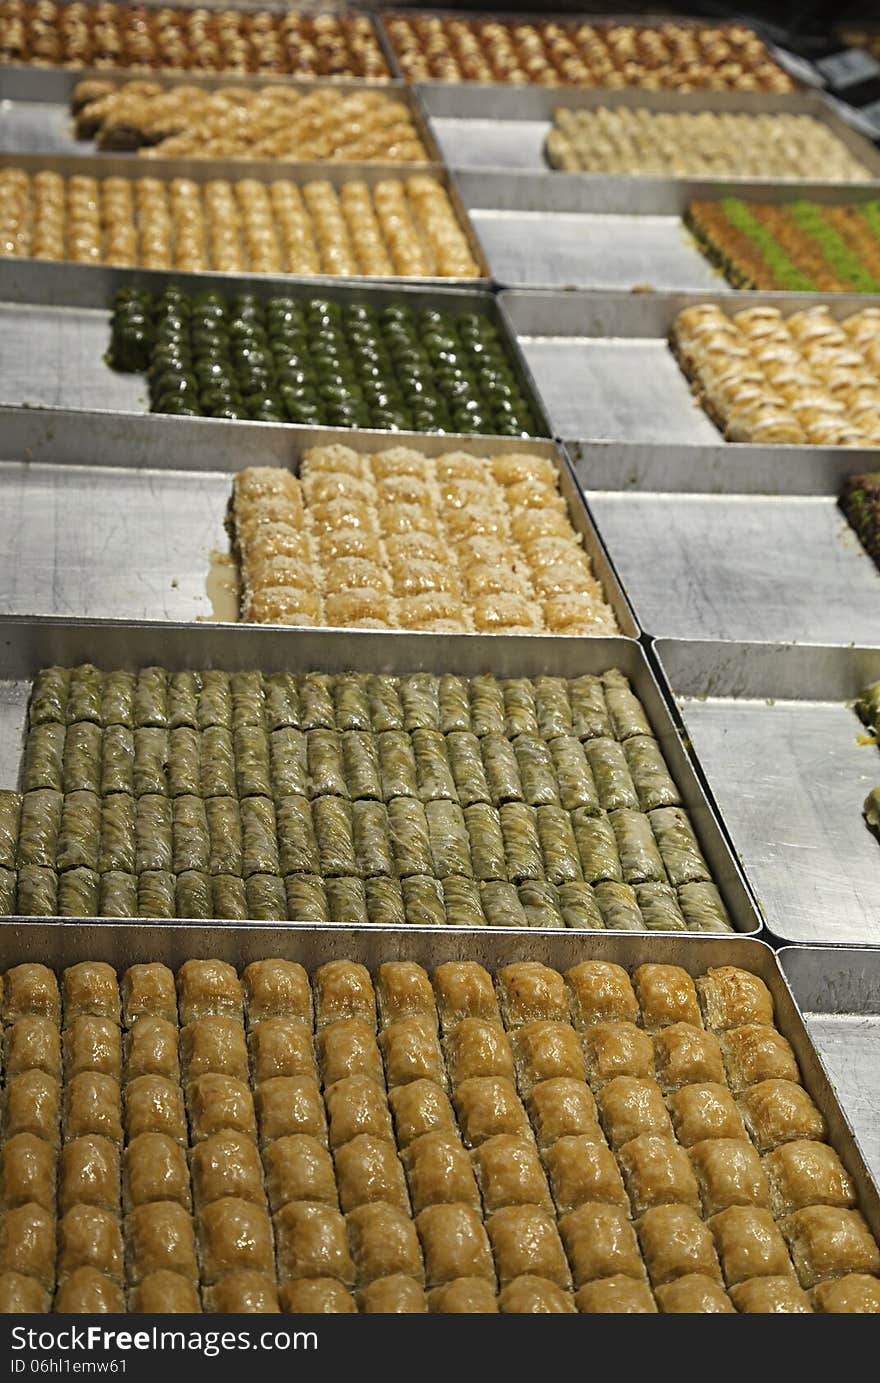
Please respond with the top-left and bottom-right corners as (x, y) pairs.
(1, 958), (875, 1312)
(71, 81), (425, 163)
(0, 3), (388, 77)
(232, 448), (615, 635)
(0, 169), (476, 279)
(545, 108), (872, 181)
(383, 14), (794, 91)
(672, 304), (880, 446)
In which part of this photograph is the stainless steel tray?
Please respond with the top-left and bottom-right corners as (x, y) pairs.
(0, 615), (759, 936)
(499, 288), (880, 450)
(0, 262), (551, 437)
(654, 640), (880, 947)
(417, 83), (880, 180)
(456, 169), (880, 292)
(0, 150), (490, 289)
(568, 440), (880, 646)
(0, 68), (444, 166)
(1, 921), (876, 1213)
(779, 945), (880, 1186)
(0, 408), (637, 639)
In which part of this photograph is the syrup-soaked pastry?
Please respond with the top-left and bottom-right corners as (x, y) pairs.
(654, 1023), (725, 1092)
(730, 1274), (813, 1312)
(432, 962), (499, 1031)
(3, 964), (60, 1023)
(811, 1273), (880, 1313)
(204, 1273), (281, 1314)
(279, 1278), (356, 1314)
(689, 1139), (770, 1217)
(0, 1272), (49, 1313)
(668, 1083), (747, 1148)
(526, 1078), (603, 1150)
(199, 1198), (275, 1284)
(403, 1132), (480, 1214)
(191, 1130), (266, 1209)
(4, 1070), (60, 1145)
(654, 1273), (734, 1314)
(380, 1016), (445, 1090)
(59, 1136), (119, 1214)
(124, 1075), (187, 1143)
(582, 1022), (654, 1086)
(346, 1202), (424, 1286)
(314, 961), (376, 1029)
(274, 1202), (355, 1285)
(512, 1021), (586, 1095)
(575, 1274), (657, 1314)
(721, 1024), (800, 1093)
(62, 962), (120, 1023)
(637, 1204), (722, 1286)
(177, 960), (242, 1025)
(334, 1134), (409, 1215)
(180, 1016), (248, 1082)
(325, 1075), (393, 1150)
(376, 962), (436, 1027)
(763, 1140), (857, 1218)
(416, 1203), (494, 1286)
(65, 1013), (122, 1079)
(388, 1080), (457, 1150)
(129, 1270), (202, 1314)
(0, 1134), (55, 1213)
(496, 963), (569, 1028)
(123, 1133), (190, 1211)
(249, 1019), (316, 1085)
(543, 1137), (628, 1215)
(58, 1204), (123, 1283)
(242, 960), (311, 1027)
(445, 1019), (514, 1085)
(498, 1276), (575, 1313)
(559, 1202), (643, 1287)
(618, 1135), (701, 1216)
(6, 1015), (62, 1078)
(738, 1080), (826, 1152)
(358, 1274), (427, 1313)
(565, 961), (639, 1030)
(632, 964), (701, 1032)
(124, 1016), (178, 1082)
(488, 1205), (570, 1287)
(55, 1268), (124, 1314)
(598, 1077), (673, 1149)
(264, 1136), (337, 1213)
(126, 1201), (198, 1283)
(317, 1020), (383, 1088)
(122, 963), (177, 1025)
(428, 1277), (498, 1313)
(255, 1077), (326, 1146)
(186, 1074), (256, 1143)
(698, 966), (775, 1030)
(472, 1135), (553, 1214)
(710, 1206), (793, 1287)
(0, 1204), (55, 1289)
(454, 1077), (529, 1148)
(780, 1207), (880, 1288)
(64, 1072), (122, 1144)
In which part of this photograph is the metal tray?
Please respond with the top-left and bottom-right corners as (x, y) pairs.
(0, 262), (552, 437)
(567, 440), (880, 646)
(1, 921), (876, 1214)
(0, 150), (490, 290)
(0, 615), (759, 936)
(499, 288), (880, 450)
(0, 68), (443, 164)
(455, 169), (880, 292)
(417, 83), (880, 180)
(0, 407), (637, 639)
(779, 945), (880, 1186)
(654, 639), (880, 947)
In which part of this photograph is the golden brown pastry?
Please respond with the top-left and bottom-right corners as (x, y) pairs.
(279, 1278), (357, 1313)
(181, 1016), (249, 1082)
(64, 1072), (123, 1145)
(668, 1082), (747, 1147)
(318, 1019), (383, 1088)
(496, 963), (569, 1027)
(191, 1130), (266, 1209)
(597, 1077), (673, 1149)
(710, 1205), (793, 1286)
(445, 1019), (514, 1085)
(199, 1198), (274, 1283)
(62, 963), (120, 1023)
(0, 1134), (55, 1214)
(763, 1140), (856, 1218)
(187, 1073), (256, 1143)
(432, 962), (499, 1031)
(526, 1078), (603, 1149)
(512, 1021), (586, 1095)
(486, 1204), (569, 1287)
(126, 1201), (198, 1283)
(124, 1132), (190, 1210)
(274, 1202), (355, 1285)
(654, 1273), (734, 1313)
(4, 1071), (60, 1146)
(0, 1204), (56, 1288)
(688, 1138), (769, 1217)
(811, 1273), (880, 1313)
(64, 1016), (123, 1080)
(125, 1074), (187, 1143)
(0, 1271), (50, 1313)
(403, 1132), (480, 1213)
(249, 1019), (316, 1083)
(632, 964), (701, 1032)
(55, 1267), (124, 1313)
(454, 1077), (529, 1148)
(204, 1272), (281, 1313)
(376, 962), (436, 1027)
(6, 1016), (62, 1078)
(124, 1016), (179, 1082)
(389, 1080), (457, 1149)
(428, 1277), (499, 1312)
(58, 1204), (123, 1283)
(334, 1134), (409, 1214)
(59, 1135), (119, 1214)
(325, 1075), (394, 1149)
(697, 967), (774, 1030)
(582, 1022), (655, 1088)
(243, 959), (311, 1026)
(130, 1271), (202, 1313)
(721, 1024), (800, 1092)
(738, 1079), (826, 1152)
(3, 964), (60, 1023)
(380, 1016), (446, 1089)
(346, 1202), (424, 1286)
(177, 960), (242, 1025)
(263, 1135), (336, 1214)
(498, 1275), (575, 1313)
(636, 1204), (721, 1286)
(730, 1275), (813, 1313)
(314, 961), (376, 1029)
(619, 1134), (701, 1216)
(780, 1206), (880, 1288)
(416, 1204), (495, 1286)
(255, 1076), (327, 1146)
(543, 1137), (628, 1215)
(565, 961), (639, 1030)
(472, 1135), (552, 1214)
(358, 1274), (427, 1312)
(558, 1200), (643, 1288)
(654, 1023), (725, 1092)
(575, 1274), (657, 1313)
(122, 963), (177, 1025)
